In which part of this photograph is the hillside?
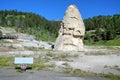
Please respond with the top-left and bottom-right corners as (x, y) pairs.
(84, 14), (120, 46)
(0, 10), (60, 41)
(0, 10), (120, 45)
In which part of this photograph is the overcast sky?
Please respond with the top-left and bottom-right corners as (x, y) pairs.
(0, 0), (120, 20)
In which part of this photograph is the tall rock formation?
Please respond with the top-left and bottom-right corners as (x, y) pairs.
(54, 5), (85, 51)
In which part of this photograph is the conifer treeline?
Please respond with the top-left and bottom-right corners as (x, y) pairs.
(0, 10), (120, 42)
(0, 10), (60, 41)
(84, 14), (120, 42)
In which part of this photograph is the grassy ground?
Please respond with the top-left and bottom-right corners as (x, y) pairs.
(84, 38), (120, 46)
(0, 54), (120, 80)
(62, 67), (120, 80)
(72, 69), (120, 80)
(0, 57), (14, 67)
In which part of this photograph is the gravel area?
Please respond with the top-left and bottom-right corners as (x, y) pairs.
(69, 55), (120, 76)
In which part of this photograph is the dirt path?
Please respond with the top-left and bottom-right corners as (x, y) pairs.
(0, 68), (107, 80)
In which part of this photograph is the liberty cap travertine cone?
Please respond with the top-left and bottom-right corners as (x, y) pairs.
(54, 4), (85, 51)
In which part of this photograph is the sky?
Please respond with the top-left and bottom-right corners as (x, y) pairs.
(0, 0), (120, 20)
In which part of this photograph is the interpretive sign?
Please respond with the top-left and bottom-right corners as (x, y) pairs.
(14, 57), (33, 70)
(14, 57), (33, 64)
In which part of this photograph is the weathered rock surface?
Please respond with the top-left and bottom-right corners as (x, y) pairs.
(54, 5), (85, 51)
(0, 27), (52, 50)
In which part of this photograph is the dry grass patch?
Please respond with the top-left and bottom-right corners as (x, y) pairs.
(0, 57), (14, 67)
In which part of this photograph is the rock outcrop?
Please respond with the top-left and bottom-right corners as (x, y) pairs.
(54, 5), (85, 51)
